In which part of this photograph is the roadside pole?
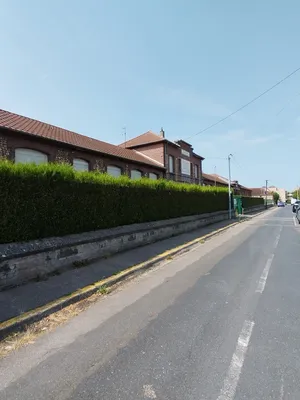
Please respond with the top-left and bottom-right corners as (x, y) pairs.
(228, 154), (233, 219)
(265, 179), (268, 209)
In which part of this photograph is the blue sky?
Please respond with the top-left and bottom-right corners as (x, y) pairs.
(1, 0), (299, 190)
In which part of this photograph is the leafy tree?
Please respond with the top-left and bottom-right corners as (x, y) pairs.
(273, 192), (280, 204)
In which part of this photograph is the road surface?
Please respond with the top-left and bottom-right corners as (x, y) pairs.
(1, 206), (300, 399)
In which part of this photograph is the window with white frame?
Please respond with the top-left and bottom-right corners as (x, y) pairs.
(73, 158), (89, 171)
(15, 148), (48, 165)
(194, 164), (198, 179)
(168, 155), (174, 173)
(131, 169), (142, 180)
(149, 172), (158, 180)
(107, 165), (122, 177)
(181, 159), (191, 176)
(181, 149), (190, 157)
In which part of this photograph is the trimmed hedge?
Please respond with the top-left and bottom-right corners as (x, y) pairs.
(0, 161), (229, 244)
(241, 196), (264, 208)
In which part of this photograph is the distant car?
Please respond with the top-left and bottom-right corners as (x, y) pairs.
(292, 200), (300, 212)
(277, 201), (285, 207)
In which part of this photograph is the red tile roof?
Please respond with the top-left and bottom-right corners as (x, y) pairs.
(250, 187), (272, 196)
(239, 184), (252, 191)
(250, 188), (264, 196)
(202, 173), (228, 186)
(0, 109), (164, 169)
(120, 131), (167, 148)
(120, 130), (204, 159)
(203, 173), (251, 191)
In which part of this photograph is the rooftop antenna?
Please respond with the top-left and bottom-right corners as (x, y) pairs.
(123, 126), (127, 148)
(214, 165), (217, 186)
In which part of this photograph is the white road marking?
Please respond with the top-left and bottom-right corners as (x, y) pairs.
(280, 383), (284, 400)
(279, 375), (285, 399)
(143, 384), (157, 399)
(256, 227), (281, 294)
(273, 235), (280, 248)
(217, 320), (255, 400)
(293, 216), (297, 227)
(273, 227), (282, 249)
(256, 254), (274, 294)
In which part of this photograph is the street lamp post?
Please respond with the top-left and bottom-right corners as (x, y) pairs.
(265, 180), (268, 209)
(228, 154), (233, 219)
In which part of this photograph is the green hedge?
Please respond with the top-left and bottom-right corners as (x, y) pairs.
(241, 196), (264, 208)
(0, 161), (229, 244)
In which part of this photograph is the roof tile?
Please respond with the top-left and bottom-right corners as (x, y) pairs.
(120, 131), (164, 148)
(0, 109), (164, 169)
(202, 173), (228, 185)
(120, 130), (204, 160)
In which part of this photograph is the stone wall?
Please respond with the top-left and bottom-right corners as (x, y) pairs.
(0, 210), (229, 290)
(0, 205), (270, 290)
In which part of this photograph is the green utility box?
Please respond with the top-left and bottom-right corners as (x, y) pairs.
(233, 195), (243, 216)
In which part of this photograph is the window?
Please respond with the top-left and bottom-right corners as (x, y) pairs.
(15, 148), (48, 164)
(168, 155), (174, 173)
(194, 164), (199, 179)
(73, 158), (89, 171)
(107, 165), (122, 177)
(181, 159), (191, 176)
(181, 149), (190, 157)
(131, 169), (142, 180)
(149, 172), (158, 180)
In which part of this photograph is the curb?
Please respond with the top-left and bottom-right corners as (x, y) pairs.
(0, 208), (271, 339)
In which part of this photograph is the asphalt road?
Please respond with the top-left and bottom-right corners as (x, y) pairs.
(1, 206), (300, 399)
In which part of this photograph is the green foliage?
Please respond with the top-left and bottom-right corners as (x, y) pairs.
(0, 161), (229, 244)
(241, 196), (264, 208)
(272, 192), (280, 204)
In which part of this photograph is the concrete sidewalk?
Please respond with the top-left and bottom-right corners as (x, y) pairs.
(0, 218), (242, 324)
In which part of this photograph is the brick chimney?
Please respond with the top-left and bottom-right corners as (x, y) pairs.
(160, 127), (165, 138)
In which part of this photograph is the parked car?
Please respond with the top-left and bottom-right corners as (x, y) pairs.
(292, 200), (300, 212)
(277, 201), (285, 207)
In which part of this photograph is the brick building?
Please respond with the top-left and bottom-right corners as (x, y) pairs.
(202, 173), (228, 188)
(0, 109), (165, 179)
(202, 173), (252, 196)
(251, 186), (286, 202)
(120, 129), (204, 184)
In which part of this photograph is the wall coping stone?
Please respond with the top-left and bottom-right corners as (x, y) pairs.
(0, 210), (229, 261)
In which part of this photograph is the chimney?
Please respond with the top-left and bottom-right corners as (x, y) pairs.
(160, 127), (165, 138)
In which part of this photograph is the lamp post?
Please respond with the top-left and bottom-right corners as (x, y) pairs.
(228, 154), (233, 219)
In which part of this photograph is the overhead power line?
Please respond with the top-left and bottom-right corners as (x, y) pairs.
(185, 66), (300, 140)
(276, 91), (300, 116)
(231, 155), (243, 170)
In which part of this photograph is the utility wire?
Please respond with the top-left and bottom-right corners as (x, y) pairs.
(204, 157), (227, 160)
(231, 155), (243, 170)
(276, 91), (300, 116)
(185, 66), (300, 140)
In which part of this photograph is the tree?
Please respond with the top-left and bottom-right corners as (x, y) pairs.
(273, 192), (280, 204)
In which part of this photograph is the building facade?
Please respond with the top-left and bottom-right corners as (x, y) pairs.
(202, 173), (228, 188)
(0, 109), (165, 179)
(202, 173), (252, 196)
(268, 186), (286, 202)
(120, 129), (204, 185)
(251, 186), (286, 202)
